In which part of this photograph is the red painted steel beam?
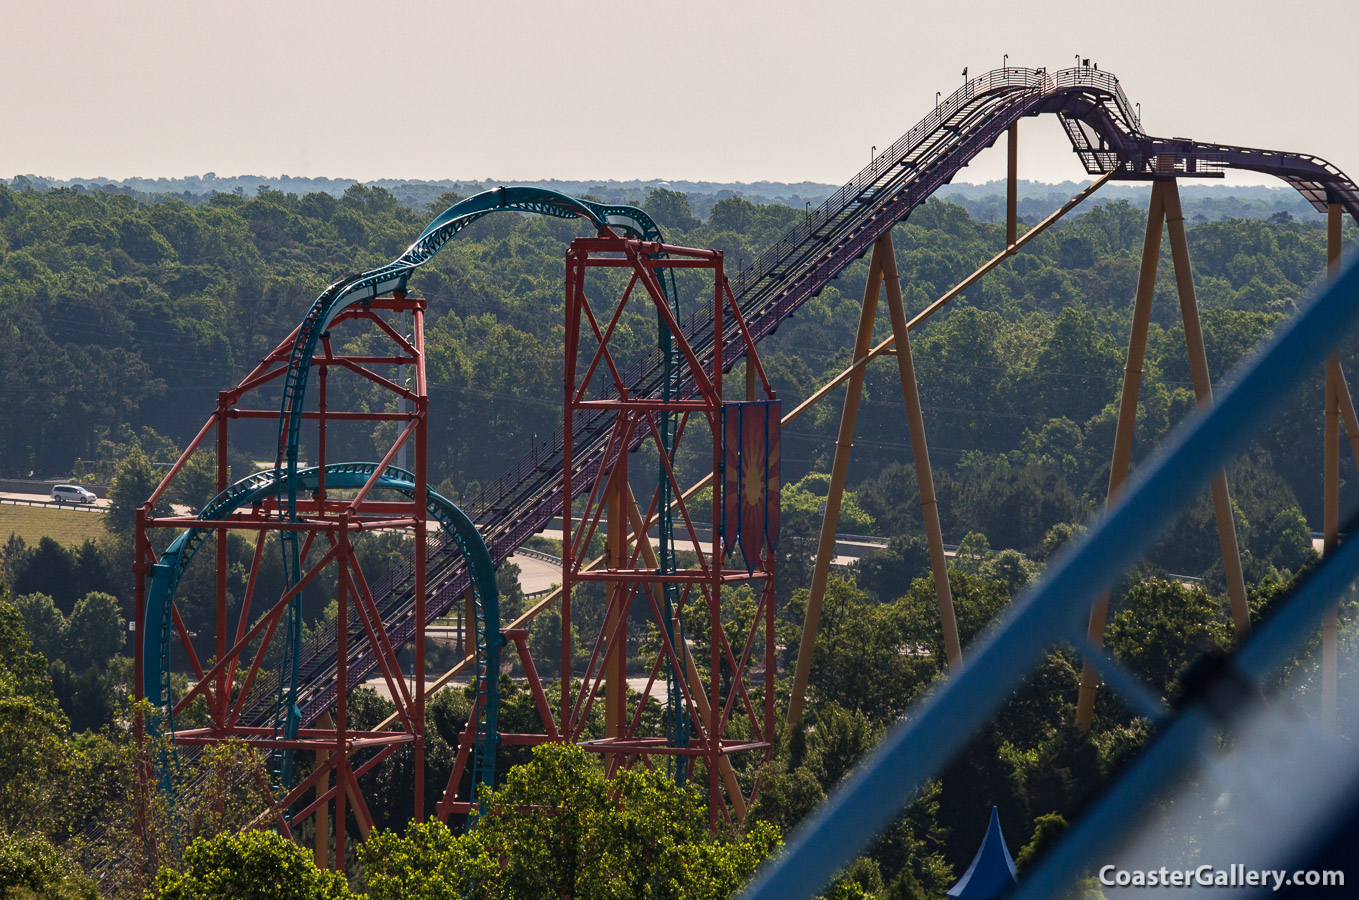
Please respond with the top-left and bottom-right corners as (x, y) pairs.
(554, 236), (774, 825)
(229, 409), (414, 421)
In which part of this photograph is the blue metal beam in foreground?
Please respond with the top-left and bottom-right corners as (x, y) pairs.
(1013, 502), (1359, 898)
(737, 254), (1359, 900)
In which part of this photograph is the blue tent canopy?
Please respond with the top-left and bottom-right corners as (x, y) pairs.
(947, 806), (1019, 898)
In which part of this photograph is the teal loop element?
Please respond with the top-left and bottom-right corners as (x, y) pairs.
(273, 188), (666, 504)
(258, 188), (674, 792)
(261, 187), (689, 784)
(141, 463), (502, 811)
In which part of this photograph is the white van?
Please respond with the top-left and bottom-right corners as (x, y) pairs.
(51, 484), (97, 504)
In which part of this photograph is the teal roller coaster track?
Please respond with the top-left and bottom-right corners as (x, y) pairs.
(143, 186), (692, 809)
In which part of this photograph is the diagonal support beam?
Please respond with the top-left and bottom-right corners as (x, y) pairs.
(1162, 180), (1251, 638)
(785, 237), (885, 733)
(1078, 178), (1253, 730)
(1076, 181), (1165, 730)
(879, 234), (962, 669)
(1330, 358), (1359, 472)
(783, 173), (1115, 432)
(787, 227), (981, 732)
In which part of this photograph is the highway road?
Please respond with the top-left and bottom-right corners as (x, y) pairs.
(0, 490), (110, 510)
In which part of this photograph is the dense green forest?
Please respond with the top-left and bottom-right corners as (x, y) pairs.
(6, 174), (1320, 226)
(2, 179), (1354, 551)
(0, 179), (1356, 898)
(1, 180), (1353, 508)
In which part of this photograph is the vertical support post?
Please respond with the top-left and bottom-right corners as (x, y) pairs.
(746, 354), (758, 402)
(412, 303), (428, 820)
(561, 254), (580, 731)
(132, 504), (150, 858)
(318, 365), (328, 499)
(604, 482), (626, 762)
(215, 393), (229, 731)
(1076, 181), (1165, 731)
(786, 239), (885, 731)
(764, 570), (775, 757)
(335, 520), (349, 872)
(1322, 200), (1343, 730)
(1162, 180), (1251, 637)
(878, 232), (962, 669)
(710, 263), (725, 827)
(133, 511), (148, 717)
(313, 711), (333, 869)
(315, 358), (330, 834)
(397, 304), (411, 474)
(1006, 122), (1019, 248)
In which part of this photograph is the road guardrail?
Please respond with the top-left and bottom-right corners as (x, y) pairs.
(0, 496), (106, 513)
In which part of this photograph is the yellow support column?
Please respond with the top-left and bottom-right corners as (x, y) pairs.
(1006, 123), (1019, 248)
(1322, 201), (1343, 730)
(878, 233), (962, 668)
(1076, 181), (1166, 731)
(1163, 180), (1251, 638)
(785, 239), (887, 731)
(1331, 359), (1359, 470)
(1324, 362), (1339, 730)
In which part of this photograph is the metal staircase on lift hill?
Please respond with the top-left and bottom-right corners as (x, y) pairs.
(258, 66), (1359, 735)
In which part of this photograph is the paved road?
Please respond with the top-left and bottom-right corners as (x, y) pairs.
(0, 490), (110, 509)
(508, 552), (560, 594)
(535, 527), (888, 567)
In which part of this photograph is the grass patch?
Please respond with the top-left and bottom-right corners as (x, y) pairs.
(0, 504), (107, 547)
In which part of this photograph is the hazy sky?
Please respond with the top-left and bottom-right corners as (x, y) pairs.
(5, 0), (1356, 188)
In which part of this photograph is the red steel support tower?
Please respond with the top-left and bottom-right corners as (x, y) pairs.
(560, 236), (779, 824)
(134, 292), (431, 869)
